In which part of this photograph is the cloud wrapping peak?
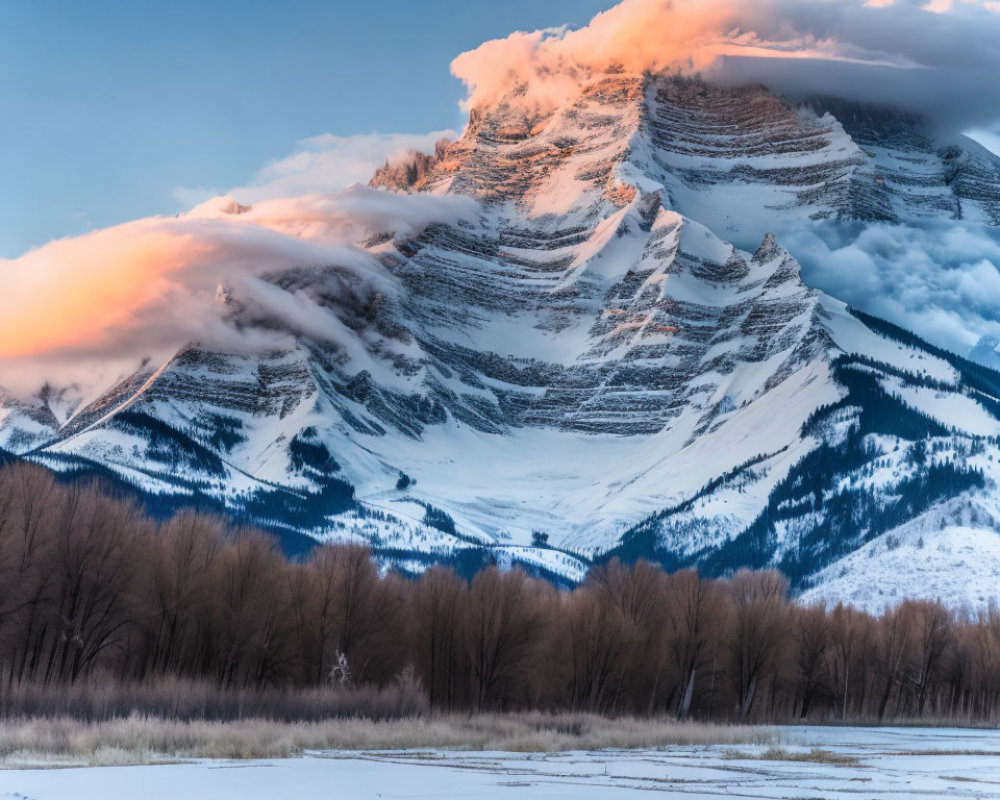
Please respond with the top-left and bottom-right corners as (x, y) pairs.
(451, 0), (1000, 129)
(0, 187), (475, 395)
(447, 0), (1000, 358)
(175, 130), (458, 208)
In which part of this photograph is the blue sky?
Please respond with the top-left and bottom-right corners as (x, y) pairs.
(0, 0), (611, 258)
(5, 0), (1000, 261)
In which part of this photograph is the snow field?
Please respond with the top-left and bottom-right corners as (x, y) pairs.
(3, 726), (999, 799)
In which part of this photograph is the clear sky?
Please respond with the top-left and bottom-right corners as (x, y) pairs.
(0, 0), (612, 258)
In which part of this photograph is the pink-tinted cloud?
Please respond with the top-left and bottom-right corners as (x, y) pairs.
(0, 187), (474, 394)
(451, 0), (1000, 129)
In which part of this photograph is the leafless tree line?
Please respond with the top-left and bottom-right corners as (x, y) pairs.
(1, 463), (999, 723)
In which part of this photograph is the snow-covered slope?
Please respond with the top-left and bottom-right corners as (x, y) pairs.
(800, 496), (1000, 613)
(5, 72), (1000, 603)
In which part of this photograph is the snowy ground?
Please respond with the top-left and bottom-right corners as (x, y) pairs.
(799, 495), (1000, 613)
(3, 726), (999, 799)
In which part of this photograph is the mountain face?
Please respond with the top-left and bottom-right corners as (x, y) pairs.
(5, 72), (1000, 607)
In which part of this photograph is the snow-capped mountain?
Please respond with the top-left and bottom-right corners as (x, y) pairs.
(4, 71), (1000, 606)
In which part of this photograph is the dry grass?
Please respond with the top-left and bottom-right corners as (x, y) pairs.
(725, 746), (859, 766)
(0, 713), (773, 768)
(0, 675), (427, 723)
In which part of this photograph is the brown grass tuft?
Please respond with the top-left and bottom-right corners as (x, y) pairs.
(0, 714), (773, 768)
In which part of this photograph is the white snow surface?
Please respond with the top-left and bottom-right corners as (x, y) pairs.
(883, 378), (1000, 437)
(3, 727), (1000, 799)
(800, 496), (1000, 613)
(818, 296), (958, 384)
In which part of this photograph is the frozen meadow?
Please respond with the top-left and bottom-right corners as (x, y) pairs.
(2, 726), (1000, 799)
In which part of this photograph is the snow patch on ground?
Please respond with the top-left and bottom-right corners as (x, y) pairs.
(883, 378), (1000, 437)
(3, 726), (1000, 799)
(821, 296), (958, 383)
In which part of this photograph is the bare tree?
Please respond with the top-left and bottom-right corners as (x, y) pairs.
(412, 567), (464, 710)
(465, 568), (548, 711)
(791, 603), (830, 719)
(562, 586), (633, 712)
(726, 570), (790, 721)
(662, 570), (726, 720)
(908, 600), (953, 717)
(874, 603), (915, 720)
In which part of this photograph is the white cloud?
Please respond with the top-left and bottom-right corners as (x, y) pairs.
(0, 186), (475, 395)
(783, 221), (1000, 354)
(174, 130), (456, 210)
(6, 122), (463, 396)
(451, 0), (1000, 131)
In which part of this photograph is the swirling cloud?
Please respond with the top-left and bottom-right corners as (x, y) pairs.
(0, 187), (474, 394)
(451, 0), (1000, 130)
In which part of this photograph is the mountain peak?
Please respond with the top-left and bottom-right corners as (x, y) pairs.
(376, 73), (1000, 245)
(753, 233), (781, 262)
(6, 72), (1000, 607)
